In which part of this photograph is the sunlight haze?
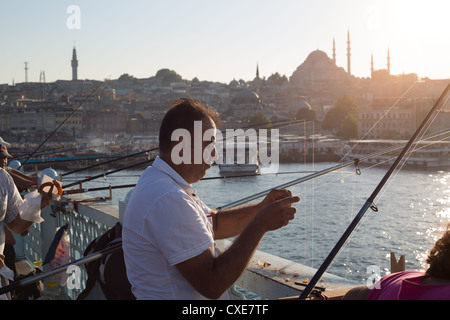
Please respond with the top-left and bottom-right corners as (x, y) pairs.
(0, 0), (448, 84)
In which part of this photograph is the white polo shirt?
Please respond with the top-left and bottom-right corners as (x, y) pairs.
(0, 168), (24, 254)
(122, 157), (230, 300)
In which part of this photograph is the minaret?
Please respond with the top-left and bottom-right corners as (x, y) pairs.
(387, 48), (390, 75)
(346, 30), (351, 75)
(332, 37), (336, 64)
(71, 47), (78, 81)
(371, 53), (374, 78)
(254, 62), (261, 94)
(24, 62), (29, 83)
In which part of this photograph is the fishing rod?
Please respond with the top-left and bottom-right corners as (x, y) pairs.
(11, 144), (80, 158)
(61, 147), (159, 177)
(19, 153), (135, 166)
(62, 157), (156, 189)
(298, 82), (450, 300)
(0, 243), (122, 296)
(61, 170), (328, 195)
(17, 82), (105, 170)
(59, 127), (449, 197)
(49, 118), (303, 180)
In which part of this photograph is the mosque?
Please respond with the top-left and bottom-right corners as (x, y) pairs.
(290, 31), (392, 90)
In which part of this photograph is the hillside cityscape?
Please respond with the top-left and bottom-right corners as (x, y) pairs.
(1, 41), (449, 166)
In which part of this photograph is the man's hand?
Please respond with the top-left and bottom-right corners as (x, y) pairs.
(253, 195), (300, 232)
(259, 188), (296, 209)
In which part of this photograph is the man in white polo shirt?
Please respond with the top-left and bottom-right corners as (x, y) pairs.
(122, 98), (299, 300)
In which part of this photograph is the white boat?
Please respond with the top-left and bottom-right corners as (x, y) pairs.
(218, 163), (259, 174)
(336, 138), (450, 169)
(218, 141), (260, 174)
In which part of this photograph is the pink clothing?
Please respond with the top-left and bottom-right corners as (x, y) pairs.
(368, 270), (450, 300)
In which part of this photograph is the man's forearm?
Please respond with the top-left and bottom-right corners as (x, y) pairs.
(211, 219), (266, 296)
(175, 217), (267, 299)
(214, 203), (261, 239)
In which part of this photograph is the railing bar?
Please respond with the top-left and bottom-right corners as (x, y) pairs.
(0, 243), (122, 296)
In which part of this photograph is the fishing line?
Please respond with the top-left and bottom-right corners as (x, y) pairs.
(311, 127), (450, 210)
(59, 118), (308, 187)
(298, 82), (450, 299)
(18, 81), (107, 170)
(307, 131), (450, 274)
(345, 168), (359, 279)
(13, 144), (78, 158)
(361, 138), (450, 173)
(375, 94), (450, 206)
(62, 156), (156, 189)
(61, 147), (159, 177)
(336, 79), (420, 165)
(303, 121), (308, 266)
(58, 118), (304, 179)
(311, 120), (315, 268)
(218, 128), (450, 211)
(375, 94), (450, 205)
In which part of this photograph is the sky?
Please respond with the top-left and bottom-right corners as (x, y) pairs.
(0, 0), (449, 85)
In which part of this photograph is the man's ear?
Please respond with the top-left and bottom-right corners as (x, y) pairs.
(172, 136), (184, 156)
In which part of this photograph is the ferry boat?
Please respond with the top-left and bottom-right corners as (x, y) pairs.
(218, 141), (260, 175)
(278, 135), (343, 163)
(336, 138), (450, 169)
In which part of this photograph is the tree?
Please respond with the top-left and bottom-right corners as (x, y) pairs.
(191, 77), (200, 84)
(155, 69), (182, 85)
(322, 94), (358, 136)
(248, 112), (271, 129)
(296, 108), (316, 121)
(267, 72), (287, 85)
(118, 73), (137, 82)
(339, 114), (358, 139)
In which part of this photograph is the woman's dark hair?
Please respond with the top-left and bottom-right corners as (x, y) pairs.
(159, 98), (220, 153)
(426, 223), (450, 280)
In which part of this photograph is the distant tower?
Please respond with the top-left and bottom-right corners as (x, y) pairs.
(71, 47), (78, 81)
(371, 53), (374, 78)
(254, 62), (261, 94)
(24, 62), (29, 83)
(346, 30), (351, 75)
(39, 70), (46, 83)
(387, 48), (390, 75)
(332, 37), (336, 64)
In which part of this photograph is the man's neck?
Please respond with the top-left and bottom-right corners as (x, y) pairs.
(159, 153), (192, 184)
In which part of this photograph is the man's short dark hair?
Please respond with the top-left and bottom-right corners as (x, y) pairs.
(159, 98), (220, 153)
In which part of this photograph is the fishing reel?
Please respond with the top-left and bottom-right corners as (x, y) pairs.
(50, 201), (75, 217)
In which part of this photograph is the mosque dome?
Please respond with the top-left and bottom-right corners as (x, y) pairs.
(287, 99), (312, 112)
(231, 89), (261, 104)
(305, 50), (332, 64)
(229, 79), (239, 87)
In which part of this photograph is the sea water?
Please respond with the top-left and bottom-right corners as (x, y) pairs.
(62, 162), (450, 285)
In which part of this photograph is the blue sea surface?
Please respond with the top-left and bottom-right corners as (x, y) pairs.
(64, 162), (450, 285)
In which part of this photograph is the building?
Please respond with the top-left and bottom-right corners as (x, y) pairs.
(358, 97), (421, 139)
(229, 88), (263, 120)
